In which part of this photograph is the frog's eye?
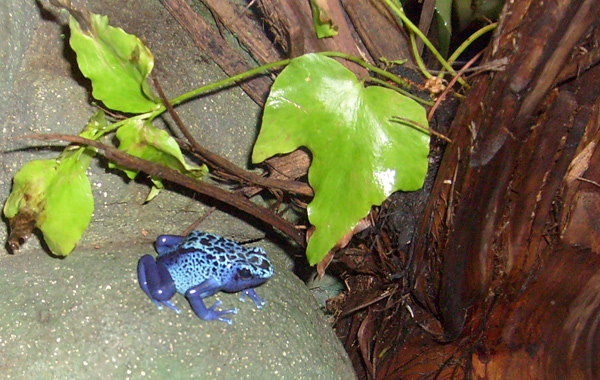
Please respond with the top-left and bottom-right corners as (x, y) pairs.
(237, 268), (253, 280)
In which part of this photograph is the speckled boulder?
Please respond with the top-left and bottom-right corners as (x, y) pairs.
(0, 1), (356, 379)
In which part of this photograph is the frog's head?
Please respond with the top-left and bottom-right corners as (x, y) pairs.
(226, 247), (274, 292)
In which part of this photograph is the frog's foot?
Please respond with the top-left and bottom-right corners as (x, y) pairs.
(138, 255), (179, 314)
(156, 300), (182, 314)
(239, 288), (266, 309)
(186, 286), (238, 325)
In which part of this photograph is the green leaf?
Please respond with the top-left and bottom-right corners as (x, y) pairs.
(146, 181), (164, 203)
(68, 11), (160, 113)
(40, 149), (95, 255)
(79, 109), (109, 141)
(115, 119), (207, 182)
(310, 0), (338, 38)
(4, 110), (104, 255)
(454, 0), (503, 32)
(4, 160), (58, 219)
(253, 54), (430, 265)
(435, 0), (452, 58)
(4, 149), (94, 256)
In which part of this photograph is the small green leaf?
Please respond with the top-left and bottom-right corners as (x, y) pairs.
(379, 57), (408, 67)
(79, 109), (109, 141)
(253, 54), (430, 265)
(115, 119), (207, 181)
(146, 181), (164, 203)
(68, 11), (160, 113)
(310, 0), (338, 38)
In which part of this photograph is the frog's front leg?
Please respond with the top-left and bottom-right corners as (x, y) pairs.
(138, 255), (181, 314)
(185, 278), (239, 324)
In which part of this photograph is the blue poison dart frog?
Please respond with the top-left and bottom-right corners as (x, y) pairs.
(138, 231), (273, 324)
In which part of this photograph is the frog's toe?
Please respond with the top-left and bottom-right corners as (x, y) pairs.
(151, 299), (163, 310)
(147, 298), (181, 314)
(186, 288), (239, 324)
(215, 308), (238, 325)
(239, 288), (266, 309)
(162, 300), (182, 314)
(207, 299), (223, 310)
(207, 301), (238, 324)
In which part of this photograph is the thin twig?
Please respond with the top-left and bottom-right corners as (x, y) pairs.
(576, 176), (600, 188)
(151, 74), (314, 197)
(340, 289), (395, 317)
(425, 58), (508, 75)
(427, 49), (484, 121)
(18, 133), (307, 247)
(183, 206), (216, 236)
(390, 116), (452, 143)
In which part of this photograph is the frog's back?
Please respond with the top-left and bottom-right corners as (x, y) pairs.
(157, 231), (261, 294)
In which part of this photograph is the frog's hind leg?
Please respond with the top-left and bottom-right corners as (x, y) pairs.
(155, 234), (186, 256)
(185, 279), (238, 324)
(138, 255), (181, 314)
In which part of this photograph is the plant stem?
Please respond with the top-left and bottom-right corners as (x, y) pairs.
(318, 51), (412, 89)
(151, 74), (314, 197)
(409, 31), (432, 79)
(365, 77), (433, 106)
(168, 58), (291, 108)
(142, 51), (415, 122)
(428, 50), (484, 121)
(390, 116), (451, 143)
(447, 23), (497, 65)
(384, 0), (466, 86)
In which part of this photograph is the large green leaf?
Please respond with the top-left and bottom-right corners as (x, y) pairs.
(4, 112), (103, 255)
(40, 149), (95, 255)
(68, 11), (160, 113)
(253, 54), (430, 265)
(4, 149), (94, 256)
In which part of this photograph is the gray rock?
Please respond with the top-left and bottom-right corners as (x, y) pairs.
(0, 0), (356, 379)
(0, 245), (355, 379)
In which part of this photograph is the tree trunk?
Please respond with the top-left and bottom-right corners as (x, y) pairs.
(402, 0), (600, 378)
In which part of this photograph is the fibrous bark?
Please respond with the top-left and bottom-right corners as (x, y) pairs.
(400, 0), (600, 378)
